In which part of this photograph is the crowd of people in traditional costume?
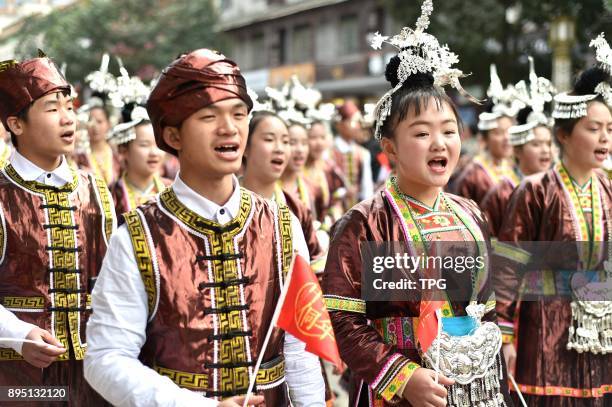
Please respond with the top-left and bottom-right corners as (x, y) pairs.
(0, 0), (611, 406)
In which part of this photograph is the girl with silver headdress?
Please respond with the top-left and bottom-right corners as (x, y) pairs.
(482, 57), (555, 237)
(496, 33), (612, 406)
(452, 65), (523, 207)
(304, 103), (347, 227)
(106, 66), (170, 216)
(74, 54), (122, 186)
(322, 1), (511, 406)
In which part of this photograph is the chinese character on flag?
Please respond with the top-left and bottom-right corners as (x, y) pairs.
(276, 255), (342, 369)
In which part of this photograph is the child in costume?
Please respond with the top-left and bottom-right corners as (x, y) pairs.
(322, 2), (511, 406)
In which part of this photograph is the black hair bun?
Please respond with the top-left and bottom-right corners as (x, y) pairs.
(121, 102), (136, 123)
(385, 53), (434, 89)
(90, 91), (108, 103)
(516, 106), (533, 126)
(482, 100), (495, 114)
(573, 67), (610, 96)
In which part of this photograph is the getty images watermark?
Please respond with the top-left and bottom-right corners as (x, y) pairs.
(360, 241), (612, 302)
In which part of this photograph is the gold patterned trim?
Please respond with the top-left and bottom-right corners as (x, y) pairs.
(0, 295), (92, 311)
(2, 163), (78, 195)
(0, 202), (5, 265)
(0, 60), (18, 72)
(277, 204), (293, 281)
(153, 356), (285, 391)
(159, 187), (252, 236)
(124, 210), (158, 321)
(491, 240), (531, 265)
(159, 187), (257, 395)
(1, 164), (89, 361)
(0, 348), (23, 360)
(324, 295), (366, 314)
(90, 173), (116, 245)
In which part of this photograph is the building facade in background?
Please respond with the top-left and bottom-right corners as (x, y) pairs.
(218, 0), (397, 101)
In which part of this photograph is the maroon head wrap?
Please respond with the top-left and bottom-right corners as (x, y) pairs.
(337, 100), (360, 121)
(0, 55), (70, 129)
(146, 49), (253, 156)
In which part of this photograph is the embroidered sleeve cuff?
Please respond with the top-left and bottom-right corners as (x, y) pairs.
(499, 320), (514, 343)
(310, 255), (326, 275)
(491, 240), (531, 265)
(324, 295), (366, 314)
(371, 354), (420, 402)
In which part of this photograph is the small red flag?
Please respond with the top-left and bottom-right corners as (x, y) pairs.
(276, 255), (343, 369)
(417, 300), (444, 353)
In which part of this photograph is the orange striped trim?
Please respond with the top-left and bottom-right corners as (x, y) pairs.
(513, 383), (612, 398)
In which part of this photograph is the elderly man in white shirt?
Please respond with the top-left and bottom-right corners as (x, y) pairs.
(84, 49), (324, 407)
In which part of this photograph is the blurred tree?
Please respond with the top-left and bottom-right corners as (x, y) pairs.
(382, 0), (611, 93)
(12, 0), (223, 83)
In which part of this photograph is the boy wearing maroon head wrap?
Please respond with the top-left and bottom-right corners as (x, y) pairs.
(0, 54), (116, 406)
(85, 49), (324, 407)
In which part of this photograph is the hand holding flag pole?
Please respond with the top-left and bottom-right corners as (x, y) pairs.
(242, 254), (342, 407)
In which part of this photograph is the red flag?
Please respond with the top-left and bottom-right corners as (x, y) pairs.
(417, 300), (444, 353)
(276, 255), (342, 369)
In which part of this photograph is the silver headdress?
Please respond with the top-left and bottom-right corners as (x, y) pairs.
(477, 65), (525, 131)
(370, 0), (476, 140)
(78, 53), (118, 118)
(553, 33), (612, 119)
(252, 75), (326, 126)
(108, 106), (150, 146)
(84, 53), (117, 99)
(107, 61), (151, 146)
(508, 57), (556, 146)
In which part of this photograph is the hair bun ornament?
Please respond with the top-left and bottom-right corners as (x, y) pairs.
(369, 0), (478, 140)
(553, 33), (612, 119)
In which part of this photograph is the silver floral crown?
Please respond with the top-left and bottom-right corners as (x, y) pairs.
(107, 60), (151, 146)
(509, 57), (556, 146)
(370, 0), (476, 140)
(109, 58), (151, 109)
(477, 65), (525, 131)
(108, 105), (150, 146)
(84, 53), (117, 97)
(250, 75), (330, 126)
(553, 33), (612, 119)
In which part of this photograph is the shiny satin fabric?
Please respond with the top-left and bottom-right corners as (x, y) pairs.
(146, 49), (253, 156)
(332, 146), (365, 210)
(0, 170), (111, 406)
(74, 151), (122, 187)
(282, 190), (323, 262)
(0, 57), (70, 127)
(135, 193), (290, 405)
(482, 178), (515, 237)
(322, 161), (346, 220)
(322, 191), (511, 406)
(496, 169), (612, 405)
(453, 160), (497, 206)
(110, 176), (171, 217)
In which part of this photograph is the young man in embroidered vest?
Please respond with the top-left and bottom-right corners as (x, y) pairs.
(0, 54), (116, 406)
(333, 100), (374, 210)
(85, 49), (325, 407)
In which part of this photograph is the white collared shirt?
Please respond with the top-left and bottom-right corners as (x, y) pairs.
(334, 136), (374, 201)
(10, 150), (73, 187)
(0, 151), (75, 354)
(84, 174), (324, 407)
